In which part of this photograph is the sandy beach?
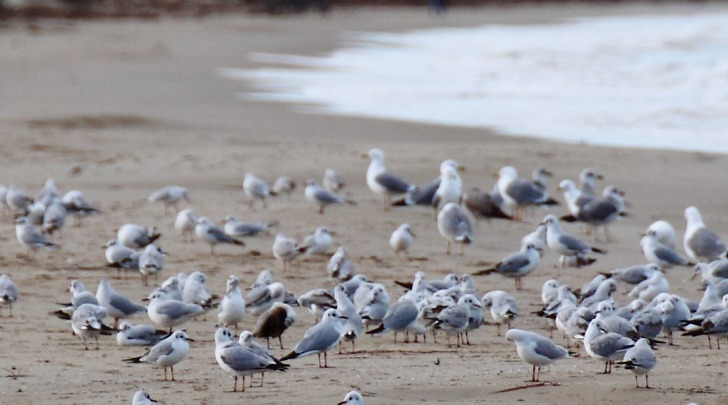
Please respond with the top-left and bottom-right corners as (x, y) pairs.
(1, 3), (728, 404)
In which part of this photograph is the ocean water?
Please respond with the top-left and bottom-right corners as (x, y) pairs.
(219, 11), (728, 153)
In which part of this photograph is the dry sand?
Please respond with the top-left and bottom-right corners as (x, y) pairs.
(1, 3), (728, 404)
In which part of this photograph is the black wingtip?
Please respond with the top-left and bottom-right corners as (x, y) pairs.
(279, 351), (299, 361)
(559, 214), (577, 222)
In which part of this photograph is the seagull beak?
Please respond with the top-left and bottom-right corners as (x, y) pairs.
(337, 401), (347, 405)
(689, 271), (698, 280)
(543, 169), (553, 177)
(408, 230), (416, 237)
(185, 337), (195, 342)
(492, 171), (499, 179)
(596, 174), (604, 180)
(141, 297), (150, 302)
(458, 165), (466, 172)
(360, 152), (369, 159)
(339, 315), (349, 320)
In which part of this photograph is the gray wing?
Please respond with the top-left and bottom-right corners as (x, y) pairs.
(374, 173), (411, 194)
(110, 294), (146, 316)
(505, 180), (547, 204)
(209, 226), (234, 243)
(247, 287), (272, 308)
(611, 266), (650, 284)
(533, 336), (569, 360)
(710, 260), (728, 278)
(221, 345), (270, 371)
(442, 206), (472, 240)
(383, 301), (418, 330)
(497, 252), (532, 274)
(689, 228), (727, 259)
(557, 233), (591, 253)
(314, 189), (345, 204)
(296, 322), (341, 354)
(625, 345), (656, 369)
(250, 181), (269, 197)
(653, 246), (688, 265)
(144, 338), (175, 362)
(158, 301), (200, 319)
(233, 223), (266, 237)
(580, 199), (618, 223)
(590, 334), (634, 357)
(72, 292), (98, 307)
(575, 194), (596, 208)
(408, 179), (440, 205)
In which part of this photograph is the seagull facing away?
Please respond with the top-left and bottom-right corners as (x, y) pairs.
(366, 148), (414, 208)
(505, 329), (571, 382)
(390, 223), (415, 257)
(272, 234), (302, 271)
(616, 338), (656, 388)
(148, 186), (189, 214)
(684, 206), (727, 263)
(437, 203), (473, 255)
(243, 172), (273, 209)
(304, 179), (355, 214)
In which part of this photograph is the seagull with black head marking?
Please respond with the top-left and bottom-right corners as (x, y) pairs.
(365, 148), (414, 208)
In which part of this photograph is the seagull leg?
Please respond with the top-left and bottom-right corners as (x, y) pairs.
(260, 372), (265, 387)
(82, 337), (89, 351)
(249, 375), (254, 388)
(709, 336), (713, 350)
(171, 366), (175, 381)
(241, 376), (245, 392)
(95, 336), (99, 350)
(496, 323), (501, 337)
(634, 375), (639, 388)
(323, 351), (328, 368)
(319, 205), (325, 215)
(278, 336), (284, 350)
(445, 241), (451, 255)
(318, 352), (322, 367)
(163, 367), (168, 381)
(232, 376), (237, 392)
(645, 375), (650, 389)
(338, 341), (343, 354)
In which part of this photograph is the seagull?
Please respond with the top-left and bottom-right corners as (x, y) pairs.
(390, 223), (415, 257)
(641, 229), (692, 268)
(432, 160), (463, 214)
(505, 329), (570, 382)
(366, 297), (419, 343)
(148, 186), (189, 213)
(482, 290), (518, 336)
(5, 185), (33, 215)
(146, 291), (209, 332)
(104, 239), (139, 279)
(684, 206), (727, 263)
(223, 216), (277, 238)
(390, 178), (440, 207)
(299, 226), (333, 255)
(583, 319), (635, 374)
(239, 330), (290, 387)
(579, 168), (604, 196)
(600, 264), (660, 286)
(646, 220), (677, 250)
(246, 282), (286, 316)
(305, 179), (355, 214)
(71, 303), (112, 350)
(338, 391), (364, 405)
(15, 217), (59, 254)
(116, 322), (169, 346)
(327, 246), (355, 281)
(218, 275), (246, 330)
(365, 148), (414, 208)
(243, 172), (273, 209)
(474, 244), (541, 291)
(616, 338), (657, 388)
(252, 302), (297, 349)
(214, 327), (288, 392)
(323, 168), (346, 192)
(174, 208), (197, 243)
(272, 234), (302, 271)
(96, 278), (146, 329)
(437, 203), (473, 255)
(41, 200), (66, 235)
(124, 330), (194, 381)
(182, 271), (217, 306)
(61, 190), (100, 226)
(542, 215), (605, 266)
(462, 187), (513, 221)
(271, 176), (296, 197)
(280, 308), (345, 367)
(495, 166), (558, 220)
(52, 279), (98, 320)
(195, 217), (245, 254)
(531, 167), (553, 190)
(334, 284), (363, 353)
(560, 186), (627, 241)
(138, 244), (166, 286)
(131, 390), (158, 405)
(0, 274), (18, 316)
(297, 288), (336, 322)
(118, 224), (160, 249)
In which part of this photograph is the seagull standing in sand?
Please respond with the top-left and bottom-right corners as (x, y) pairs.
(684, 206), (727, 263)
(195, 217), (245, 254)
(390, 223), (415, 257)
(243, 172), (273, 209)
(437, 203), (473, 255)
(148, 186), (189, 214)
(281, 308), (345, 367)
(505, 329), (570, 382)
(305, 179), (355, 214)
(365, 148), (414, 208)
(124, 330), (194, 381)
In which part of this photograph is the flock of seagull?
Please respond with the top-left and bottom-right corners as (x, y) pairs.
(1, 147), (727, 403)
